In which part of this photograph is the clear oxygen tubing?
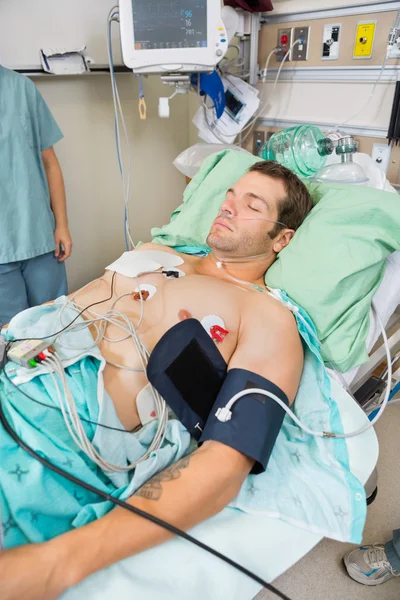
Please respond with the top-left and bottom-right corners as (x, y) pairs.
(334, 9), (400, 131)
(36, 270), (172, 468)
(213, 210), (360, 396)
(214, 249), (392, 438)
(107, 6), (135, 250)
(210, 208), (289, 263)
(214, 303), (391, 439)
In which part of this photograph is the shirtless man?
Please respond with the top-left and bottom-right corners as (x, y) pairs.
(0, 161), (313, 600)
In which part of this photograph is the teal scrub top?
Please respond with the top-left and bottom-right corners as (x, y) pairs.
(0, 67), (63, 263)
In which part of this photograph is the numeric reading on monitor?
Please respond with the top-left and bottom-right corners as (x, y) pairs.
(182, 9), (194, 35)
(132, 1), (208, 50)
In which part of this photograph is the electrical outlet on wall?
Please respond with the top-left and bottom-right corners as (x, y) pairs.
(353, 21), (376, 59)
(371, 144), (390, 175)
(388, 28), (400, 58)
(322, 24), (341, 60)
(291, 26), (310, 61)
(253, 130), (265, 156)
(276, 28), (292, 62)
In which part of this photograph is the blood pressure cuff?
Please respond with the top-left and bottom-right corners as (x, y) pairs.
(147, 319), (227, 439)
(200, 369), (289, 474)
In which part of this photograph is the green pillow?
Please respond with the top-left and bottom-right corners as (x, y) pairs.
(151, 149), (260, 249)
(267, 182), (400, 371)
(152, 150), (400, 372)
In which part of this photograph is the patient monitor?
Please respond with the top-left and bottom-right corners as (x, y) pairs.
(119, 0), (228, 75)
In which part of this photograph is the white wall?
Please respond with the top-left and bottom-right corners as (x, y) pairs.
(34, 75), (189, 292)
(0, 0), (122, 69)
(257, 80), (395, 129)
(271, 0), (385, 14)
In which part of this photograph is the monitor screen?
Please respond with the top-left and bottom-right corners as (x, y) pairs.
(132, 1), (207, 50)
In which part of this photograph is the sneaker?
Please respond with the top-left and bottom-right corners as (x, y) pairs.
(344, 544), (400, 585)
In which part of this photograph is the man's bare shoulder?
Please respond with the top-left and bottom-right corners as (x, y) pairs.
(232, 290), (303, 403)
(242, 290), (299, 335)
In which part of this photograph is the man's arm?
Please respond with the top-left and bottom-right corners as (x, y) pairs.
(47, 295), (303, 589)
(49, 442), (253, 589)
(0, 295), (303, 600)
(0, 443), (252, 600)
(41, 147), (72, 262)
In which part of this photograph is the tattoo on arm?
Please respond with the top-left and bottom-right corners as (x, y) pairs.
(135, 455), (192, 501)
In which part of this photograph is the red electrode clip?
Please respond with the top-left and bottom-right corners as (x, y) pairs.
(210, 325), (229, 343)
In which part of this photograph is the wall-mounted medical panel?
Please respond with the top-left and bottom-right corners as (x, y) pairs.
(321, 23), (341, 60)
(353, 21), (377, 59)
(291, 26), (311, 61)
(276, 27), (293, 62)
(260, 9), (399, 68)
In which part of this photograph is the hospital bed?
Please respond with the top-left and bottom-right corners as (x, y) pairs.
(60, 205), (400, 600)
(60, 379), (377, 600)
(60, 256), (400, 600)
(0, 279), (383, 600)
(348, 251), (400, 395)
(5, 150), (400, 600)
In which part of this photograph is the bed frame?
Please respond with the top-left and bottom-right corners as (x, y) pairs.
(351, 306), (400, 395)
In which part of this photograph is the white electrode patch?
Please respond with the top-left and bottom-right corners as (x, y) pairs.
(106, 250), (184, 279)
(201, 315), (226, 337)
(136, 383), (157, 425)
(163, 268), (185, 279)
(133, 284), (157, 301)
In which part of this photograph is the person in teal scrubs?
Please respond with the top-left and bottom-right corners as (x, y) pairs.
(0, 66), (72, 325)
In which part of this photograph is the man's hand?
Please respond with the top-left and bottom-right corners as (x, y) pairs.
(0, 542), (68, 600)
(54, 226), (72, 261)
(0, 445), (251, 600)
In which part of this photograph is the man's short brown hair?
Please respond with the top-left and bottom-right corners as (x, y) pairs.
(248, 160), (313, 238)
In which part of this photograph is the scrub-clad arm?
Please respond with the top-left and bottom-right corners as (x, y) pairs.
(31, 81), (71, 262)
(41, 147), (72, 262)
(0, 297), (303, 600)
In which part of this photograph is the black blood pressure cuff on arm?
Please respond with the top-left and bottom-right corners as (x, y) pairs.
(199, 368), (289, 474)
(147, 320), (288, 473)
(147, 319), (227, 439)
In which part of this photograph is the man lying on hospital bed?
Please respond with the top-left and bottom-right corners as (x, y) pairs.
(0, 161), (313, 600)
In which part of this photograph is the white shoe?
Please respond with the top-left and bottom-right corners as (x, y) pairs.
(344, 544), (400, 586)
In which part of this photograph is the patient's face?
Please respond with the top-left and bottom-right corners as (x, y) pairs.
(207, 172), (286, 257)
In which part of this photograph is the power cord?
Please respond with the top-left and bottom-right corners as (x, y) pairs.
(201, 40), (299, 147)
(0, 273), (292, 596)
(1, 271), (168, 465)
(335, 9), (400, 131)
(216, 260), (393, 438)
(0, 272), (141, 434)
(0, 383), (293, 600)
(3, 272), (117, 345)
(107, 6), (135, 250)
(1, 363), (140, 434)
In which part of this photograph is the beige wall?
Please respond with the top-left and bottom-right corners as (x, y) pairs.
(260, 10), (400, 68)
(33, 75), (190, 292)
(188, 4), (398, 149)
(255, 80), (395, 129)
(256, 5), (398, 134)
